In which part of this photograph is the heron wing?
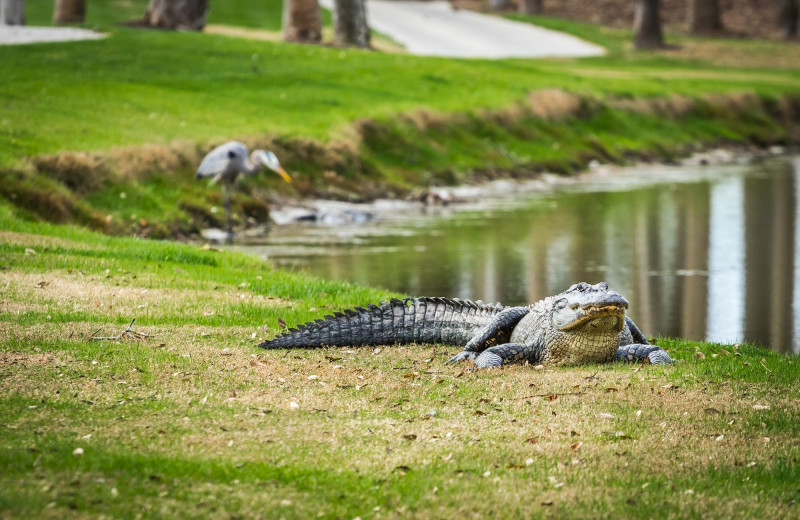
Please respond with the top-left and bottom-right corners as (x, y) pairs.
(196, 141), (247, 180)
(196, 151), (230, 179)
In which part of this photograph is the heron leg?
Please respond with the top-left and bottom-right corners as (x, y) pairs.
(222, 184), (234, 243)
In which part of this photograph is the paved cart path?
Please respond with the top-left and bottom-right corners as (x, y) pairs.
(0, 25), (105, 45)
(320, 0), (605, 58)
(2, 2), (604, 58)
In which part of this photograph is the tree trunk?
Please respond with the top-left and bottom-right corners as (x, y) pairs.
(144, 0), (208, 30)
(489, 0), (511, 10)
(779, 0), (799, 39)
(283, 0), (322, 43)
(518, 0), (543, 15)
(333, 0), (370, 48)
(633, 0), (664, 49)
(53, 0), (86, 24)
(688, 0), (722, 34)
(0, 0), (25, 25)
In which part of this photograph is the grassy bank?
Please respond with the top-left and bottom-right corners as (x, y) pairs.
(3, 4), (799, 517)
(2, 90), (795, 238)
(2, 1), (800, 237)
(2, 218), (799, 519)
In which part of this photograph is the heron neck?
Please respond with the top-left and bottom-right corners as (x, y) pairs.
(244, 153), (263, 175)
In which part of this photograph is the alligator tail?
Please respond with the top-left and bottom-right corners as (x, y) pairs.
(258, 297), (505, 349)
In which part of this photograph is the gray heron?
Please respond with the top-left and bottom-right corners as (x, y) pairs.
(195, 141), (292, 241)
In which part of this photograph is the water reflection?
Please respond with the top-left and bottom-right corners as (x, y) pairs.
(239, 158), (800, 354)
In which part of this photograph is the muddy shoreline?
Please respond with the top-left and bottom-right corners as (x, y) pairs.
(207, 145), (791, 244)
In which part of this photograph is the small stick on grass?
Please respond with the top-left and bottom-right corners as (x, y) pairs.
(91, 318), (151, 341)
(514, 391), (585, 400)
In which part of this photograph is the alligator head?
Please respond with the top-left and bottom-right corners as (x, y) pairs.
(549, 282), (629, 333)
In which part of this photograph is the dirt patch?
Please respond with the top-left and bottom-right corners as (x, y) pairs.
(0, 351), (67, 367)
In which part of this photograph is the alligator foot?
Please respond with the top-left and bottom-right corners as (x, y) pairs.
(462, 306), (531, 352)
(474, 343), (540, 369)
(446, 350), (478, 364)
(616, 344), (674, 365)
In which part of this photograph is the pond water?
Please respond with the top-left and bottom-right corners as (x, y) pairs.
(234, 156), (800, 354)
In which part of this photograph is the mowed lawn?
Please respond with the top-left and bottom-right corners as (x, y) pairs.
(3, 2), (800, 518)
(2, 0), (800, 167)
(1, 216), (799, 519)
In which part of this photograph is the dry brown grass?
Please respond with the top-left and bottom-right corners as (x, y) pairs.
(7, 309), (797, 465)
(3, 279), (798, 520)
(0, 270), (287, 322)
(611, 94), (698, 118)
(671, 40), (800, 70)
(571, 67), (800, 87)
(204, 24), (283, 42)
(31, 139), (204, 186)
(0, 231), (96, 251)
(206, 23), (406, 54)
(525, 89), (584, 120)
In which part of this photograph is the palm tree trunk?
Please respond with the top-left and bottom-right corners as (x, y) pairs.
(518, 0), (543, 15)
(54, 0), (86, 24)
(283, 0), (322, 43)
(688, 0), (722, 34)
(1, 0), (25, 25)
(333, 0), (370, 48)
(489, 0), (511, 10)
(633, 0), (664, 49)
(144, 0), (209, 30)
(779, 0), (799, 39)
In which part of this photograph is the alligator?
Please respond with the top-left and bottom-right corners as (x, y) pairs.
(258, 282), (673, 368)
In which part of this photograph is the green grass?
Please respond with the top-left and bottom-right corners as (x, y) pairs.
(3, 2), (800, 168)
(24, 0), (289, 31)
(1, 219), (799, 519)
(2, 7), (799, 517)
(2, 2), (799, 237)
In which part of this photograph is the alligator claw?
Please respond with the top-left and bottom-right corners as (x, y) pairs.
(446, 350), (477, 365)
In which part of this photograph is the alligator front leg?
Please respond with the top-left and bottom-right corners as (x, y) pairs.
(474, 343), (544, 368)
(446, 307), (530, 364)
(615, 344), (674, 365)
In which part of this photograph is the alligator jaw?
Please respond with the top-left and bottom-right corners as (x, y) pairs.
(559, 304), (627, 332)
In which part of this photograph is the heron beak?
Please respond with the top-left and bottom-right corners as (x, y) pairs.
(275, 167), (292, 183)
